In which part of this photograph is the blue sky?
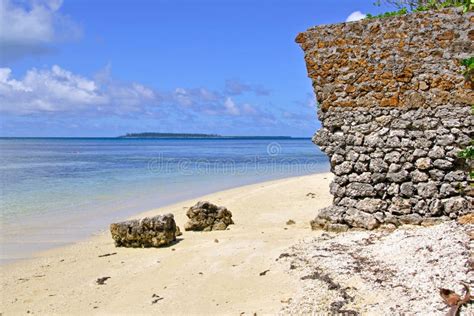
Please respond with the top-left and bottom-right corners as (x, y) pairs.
(0, 0), (392, 137)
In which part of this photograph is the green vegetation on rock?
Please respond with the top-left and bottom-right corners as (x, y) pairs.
(458, 57), (474, 181)
(413, 0), (473, 12)
(461, 57), (474, 82)
(366, 8), (408, 19)
(368, 0), (473, 19)
(458, 106), (474, 180)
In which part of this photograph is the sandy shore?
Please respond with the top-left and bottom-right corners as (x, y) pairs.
(281, 221), (473, 315)
(1, 172), (333, 315)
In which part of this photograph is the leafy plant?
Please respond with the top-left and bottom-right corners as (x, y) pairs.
(369, 0), (473, 19)
(458, 142), (474, 180)
(366, 8), (408, 19)
(458, 105), (474, 180)
(458, 142), (474, 160)
(460, 57), (474, 82)
(463, 0), (474, 12)
(412, 0), (473, 11)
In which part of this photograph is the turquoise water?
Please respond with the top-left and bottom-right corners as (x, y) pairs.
(0, 138), (328, 262)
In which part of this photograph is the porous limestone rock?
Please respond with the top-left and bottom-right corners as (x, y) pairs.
(298, 7), (473, 231)
(342, 208), (380, 230)
(110, 214), (177, 247)
(184, 201), (234, 231)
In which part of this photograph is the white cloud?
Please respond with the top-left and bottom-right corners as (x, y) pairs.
(170, 88), (266, 118)
(0, 65), (270, 121)
(172, 87), (220, 108)
(242, 103), (257, 115)
(0, 0), (81, 62)
(345, 11), (366, 22)
(0, 64), (287, 134)
(224, 79), (270, 96)
(224, 97), (240, 116)
(0, 65), (159, 115)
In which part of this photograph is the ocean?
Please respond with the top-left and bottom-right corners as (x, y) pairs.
(0, 137), (329, 262)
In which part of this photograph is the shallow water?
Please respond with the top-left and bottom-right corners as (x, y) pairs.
(0, 137), (329, 263)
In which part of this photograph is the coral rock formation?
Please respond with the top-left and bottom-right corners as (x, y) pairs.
(185, 201), (234, 231)
(110, 214), (177, 247)
(297, 8), (473, 230)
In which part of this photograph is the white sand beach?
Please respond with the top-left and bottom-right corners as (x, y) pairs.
(1, 172), (473, 315)
(1, 173), (333, 315)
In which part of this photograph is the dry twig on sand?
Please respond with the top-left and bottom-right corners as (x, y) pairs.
(440, 282), (473, 316)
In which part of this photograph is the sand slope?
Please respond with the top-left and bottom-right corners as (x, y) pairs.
(1, 173), (332, 315)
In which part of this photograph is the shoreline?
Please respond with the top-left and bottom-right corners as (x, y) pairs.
(1, 172), (334, 315)
(1, 172), (472, 315)
(1, 169), (328, 265)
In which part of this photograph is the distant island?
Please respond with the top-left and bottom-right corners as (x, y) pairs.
(119, 132), (221, 138)
(118, 132), (298, 139)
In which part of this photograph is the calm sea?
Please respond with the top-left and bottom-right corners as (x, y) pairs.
(0, 137), (329, 263)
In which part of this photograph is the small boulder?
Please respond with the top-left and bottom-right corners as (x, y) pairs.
(443, 197), (469, 214)
(398, 214), (422, 225)
(343, 208), (380, 230)
(325, 223), (349, 233)
(110, 214), (177, 248)
(184, 201), (234, 231)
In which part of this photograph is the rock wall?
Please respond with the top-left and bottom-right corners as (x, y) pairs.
(296, 8), (473, 231)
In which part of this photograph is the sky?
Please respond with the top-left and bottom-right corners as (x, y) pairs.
(0, 0), (392, 137)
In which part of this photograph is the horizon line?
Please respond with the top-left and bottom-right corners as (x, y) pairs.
(0, 135), (312, 139)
